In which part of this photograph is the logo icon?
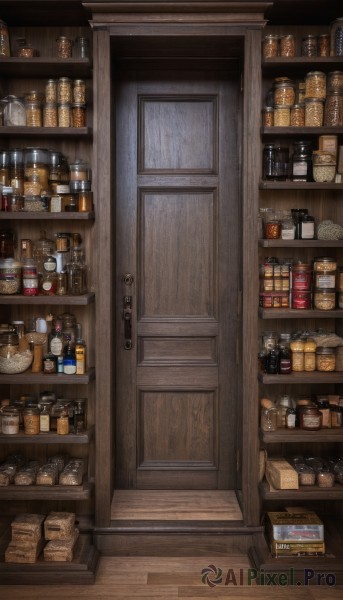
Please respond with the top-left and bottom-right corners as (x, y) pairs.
(201, 564), (223, 588)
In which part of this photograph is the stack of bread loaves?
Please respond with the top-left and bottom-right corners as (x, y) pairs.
(5, 513), (45, 563)
(43, 511), (79, 562)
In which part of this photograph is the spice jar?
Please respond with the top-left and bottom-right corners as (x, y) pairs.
(299, 405), (322, 430)
(285, 406), (296, 428)
(324, 91), (343, 127)
(305, 97), (324, 126)
(290, 338), (305, 371)
(280, 34), (295, 57)
(305, 71), (326, 100)
(23, 406), (40, 435)
(2, 407), (19, 434)
(316, 347), (336, 371)
(263, 34), (279, 59)
(301, 34), (318, 57)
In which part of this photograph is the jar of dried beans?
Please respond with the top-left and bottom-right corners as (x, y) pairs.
(324, 91), (343, 127)
(305, 71), (326, 100)
(263, 34), (278, 59)
(305, 97), (324, 126)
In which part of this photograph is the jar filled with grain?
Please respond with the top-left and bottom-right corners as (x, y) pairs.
(25, 101), (42, 127)
(327, 71), (343, 93)
(262, 106), (274, 127)
(324, 91), (343, 127)
(263, 34), (279, 59)
(290, 338), (305, 372)
(274, 81), (296, 106)
(313, 255), (337, 287)
(318, 33), (330, 57)
(23, 406), (40, 435)
(301, 34), (318, 57)
(0, 19), (10, 57)
(72, 103), (86, 127)
(45, 79), (57, 103)
(57, 77), (72, 104)
(73, 79), (86, 103)
(313, 288), (336, 310)
(56, 36), (72, 59)
(290, 104), (305, 126)
(331, 18), (343, 56)
(280, 34), (296, 57)
(316, 347), (336, 371)
(43, 103), (58, 127)
(274, 104), (291, 126)
(304, 338), (317, 372)
(304, 97), (324, 126)
(312, 151), (336, 182)
(305, 71), (326, 100)
(58, 103), (71, 127)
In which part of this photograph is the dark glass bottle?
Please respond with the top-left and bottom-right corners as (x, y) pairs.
(291, 140), (313, 182)
(266, 348), (279, 374)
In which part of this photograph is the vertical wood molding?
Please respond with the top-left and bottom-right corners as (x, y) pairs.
(241, 27), (262, 527)
(93, 28), (114, 527)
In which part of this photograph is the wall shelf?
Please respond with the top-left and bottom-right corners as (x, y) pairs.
(259, 371), (343, 384)
(0, 57), (92, 78)
(0, 367), (95, 385)
(259, 239), (343, 247)
(0, 480), (93, 500)
(0, 293), (95, 305)
(258, 307), (343, 319)
(261, 126), (343, 138)
(0, 127), (92, 138)
(0, 426), (94, 445)
(0, 212), (95, 221)
(259, 180), (343, 190)
(260, 480), (343, 500)
(260, 427), (343, 443)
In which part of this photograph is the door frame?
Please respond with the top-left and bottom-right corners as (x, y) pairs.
(89, 2), (266, 528)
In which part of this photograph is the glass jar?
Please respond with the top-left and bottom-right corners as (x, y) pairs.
(305, 71), (326, 100)
(304, 97), (324, 126)
(263, 34), (279, 59)
(291, 141), (312, 182)
(0, 259), (21, 294)
(331, 18), (343, 56)
(273, 105), (290, 126)
(57, 77), (72, 104)
(280, 34), (295, 57)
(313, 289), (336, 311)
(276, 394), (294, 428)
(299, 214), (315, 239)
(331, 405), (343, 427)
(261, 407), (278, 431)
(285, 406), (296, 428)
(56, 36), (72, 59)
(281, 213), (295, 240)
(0, 150), (9, 186)
(299, 406), (322, 430)
(3, 96), (26, 126)
(301, 34), (318, 57)
(316, 398), (331, 428)
(0, 19), (10, 57)
(73, 79), (86, 104)
(75, 36), (90, 59)
(327, 71), (343, 93)
(290, 104), (305, 127)
(316, 347), (336, 371)
(69, 159), (90, 181)
(0, 332), (19, 357)
(291, 263), (312, 290)
(262, 107), (274, 127)
(265, 216), (281, 239)
(290, 338), (305, 372)
(313, 256), (337, 272)
(25, 147), (50, 192)
(25, 100), (42, 127)
(23, 406), (40, 435)
(73, 398), (87, 433)
(45, 79), (57, 103)
(314, 258), (336, 288)
(324, 91), (343, 127)
(10, 148), (24, 194)
(2, 407), (19, 434)
(318, 34), (330, 57)
(43, 103), (58, 127)
(312, 150), (337, 182)
(304, 338), (317, 372)
(58, 103), (71, 127)
(274, 81), (296, 106)
(72, 103), (86, 127)
(317, 471), (335, 487)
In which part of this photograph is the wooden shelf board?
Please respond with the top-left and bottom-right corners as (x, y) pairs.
(0, 481), (93, 500)
(258, 307), (343, 319)
(0, 57), (92, 77)
(0, 292), (95, 305)
(0, 211), (95, 220)
(261, 126), (343, 138)
(0, 426), (94, 445)
(260, 427), (343, 443)
(262, 56), (343, 71)
(259, 371), (343, 384)
(259, 179), (343, 190)
(259, 239), (343, 247)
(260, 480), (343, 500)
(0, 366), (95, 385)
(0, 127), (92, 138)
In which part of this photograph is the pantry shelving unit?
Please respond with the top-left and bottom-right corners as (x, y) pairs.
(0, 3), (99, 583)
(250, 14), (343, 583)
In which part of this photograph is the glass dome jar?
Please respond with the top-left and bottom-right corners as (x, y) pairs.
(3, 96), (26, 126)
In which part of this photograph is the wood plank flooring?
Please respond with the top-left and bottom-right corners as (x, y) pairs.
(1, 556), (343, 598)
(111, 490), (243, 521)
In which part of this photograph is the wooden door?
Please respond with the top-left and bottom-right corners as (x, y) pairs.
(115, 65), (241, 490)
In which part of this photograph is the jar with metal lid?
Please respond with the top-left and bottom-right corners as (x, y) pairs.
(324, 91), (343, 127)
(73, 79), (86, 103)
(301, 34), (318, 57)
(316, 347), (336, 371)
(0, 259), (22, 294)
(313, 288), (336, 311)
(0, 19), (10, 56)
(3, 96), (26, 126)
(299, 214), (315, 239)
(25, 100), (42, 127)
(299, 406), (322, 430)
(305, 97), (324, 126)
(43, 103), (58, 127)
(304, 338), (317, 372)
(280, 34), (295, 57)
(69, 159), (90, 181)
(58, 103), (71, 127)
(0, 150), (9, 186)
(263, 144), (277, 179)
(313, 257), (337, 272)
(296, 81), (306, 104)
(57, 77), (72, 104)
(75, 36), (90, 59)
(262, 107), (274, 127)
(273, 105), (291, 126)
(290, 104), (305, 127)
(56, 36), (72, 59)
(276, 394), (294, 428)
(318, 33), (330, 57)
(9, 148), (24, 194)
(263, 34), (279, 59)
(78, 190), (93, 212)
(292, 141), (313, 182)
(327, 71), (343, 93)
(1, 186), (12, 212)
(331, 18), (343, 56)
(314, 259), (336, 288)
(9, 192), (24, 213)
(265, 215), (281, 240)
(2, 407), (19, 434)
(274, 81), (295, 107)
(45, 79), (57, 103)
(24, 147), (50, 192)
(312, 150), (337, 182)
(0, 332), (19, 357)
(72, 103), (86, 127)
(23, 406), (40, 435)
(305, 71), (326, 100)
(291, 263), (311, 290)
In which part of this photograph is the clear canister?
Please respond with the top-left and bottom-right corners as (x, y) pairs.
(56, 36), (73, 59)
(73, 79), (86, 103)
(25, 101), (42, 127)
(72, 103), (86, 127)
(305, 71), (326, 100)
(324, 92), (343, 127)
(280, 34), (295, 57)
(43, 103), (58, 127)
(263, 34), (278, 59)
(24, 148), (50, 191)
(274, 105), (290, 126)
(273, 81), (296, 106)
(58, 103), (71, 127)
(290, 104), (305, 127)
(0, 150), (9, 185)
(57, 77), (72, 104)
(327, 71), (343, 93)
(304, 97), (324, 126)
(3, 96), (26, 126)
(45, 79), (57, 103)
(301, 34), (318, 57)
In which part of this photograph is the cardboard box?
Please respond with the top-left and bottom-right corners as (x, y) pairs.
(271, 540), (325, 557)
(266, 459), (298, 489)
(266, 512), (324, 543)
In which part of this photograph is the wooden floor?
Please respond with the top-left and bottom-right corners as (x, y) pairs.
(111, 490), (243, 521)
(1, 556), (343, 598)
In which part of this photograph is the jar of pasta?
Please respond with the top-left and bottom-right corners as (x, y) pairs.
(290, 338), (305, 372)
(305, 71), (326, 100)
(280, 34), (295, 57)
(290, 104), (305, 127)
(263, 34), (278, 59)
(25, 101), (42, 127)
(274, 81), (296, 106)
(316, 347), (336, 371)
(304, 97), (324, 126)
(274, 105), (291, 126)
(304, 338), (317, 372)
